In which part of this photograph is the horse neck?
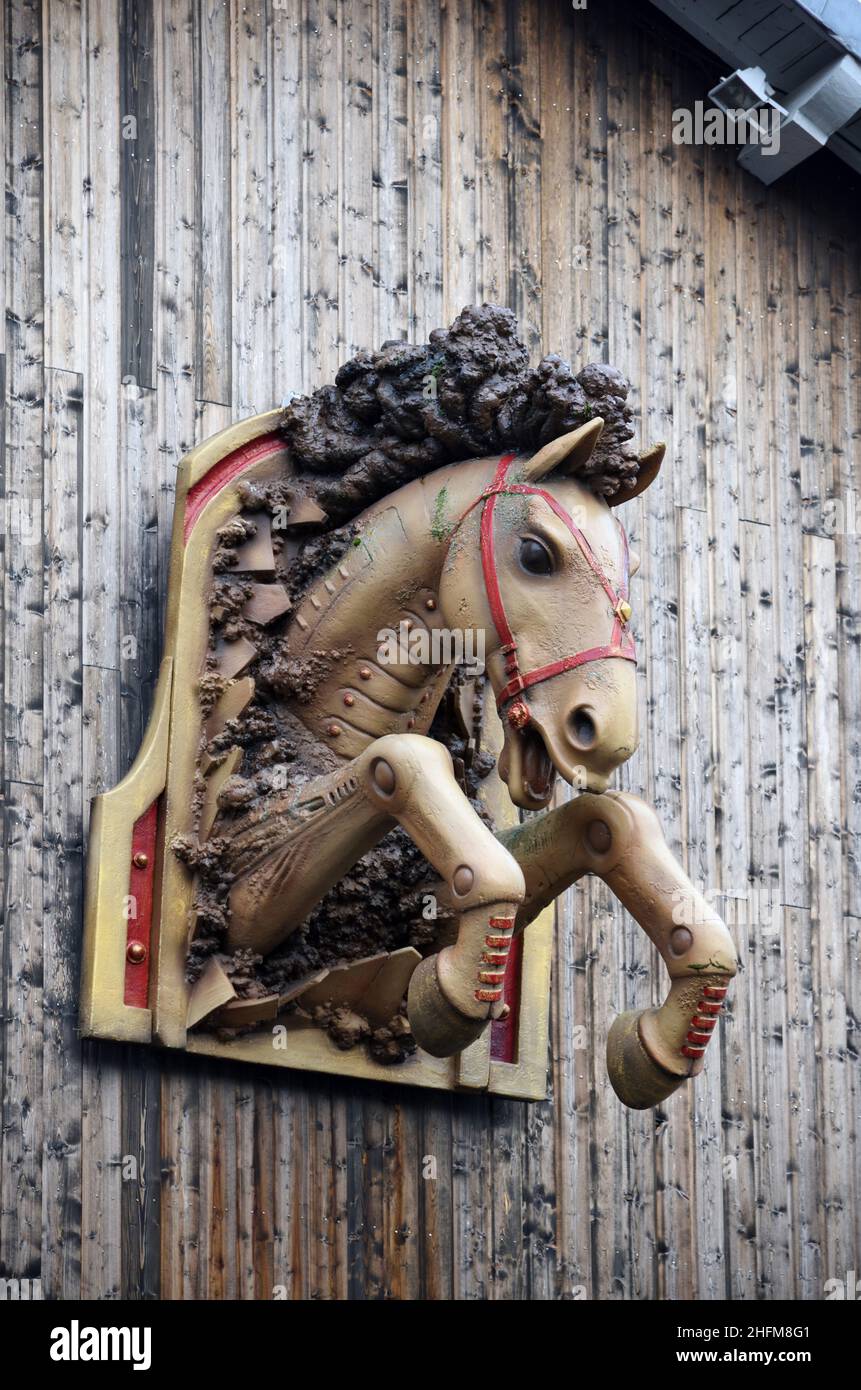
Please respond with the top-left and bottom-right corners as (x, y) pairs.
(280, 457), (498, 751)
(288, 458), (496, 648)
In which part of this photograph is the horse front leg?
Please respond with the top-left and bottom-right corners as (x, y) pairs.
(359, 733), (526, 1057)
(498, 791), (738, 1109)
(227, 732), (525, 1056)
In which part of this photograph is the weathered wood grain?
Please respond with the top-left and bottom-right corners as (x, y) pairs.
(2, 0), (860, 1303)
(120, 0), (156, 391)
(42, 369), (84, 1301)
(2, 0), (45, 1298)
(195, 0), (233, 406)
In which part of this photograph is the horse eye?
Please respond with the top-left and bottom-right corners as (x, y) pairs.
(519, 537), (554, 576)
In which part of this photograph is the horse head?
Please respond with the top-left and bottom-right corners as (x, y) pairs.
(439, 420), (665, 807)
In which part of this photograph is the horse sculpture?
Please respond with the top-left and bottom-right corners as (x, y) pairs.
(82, 306), (737, 1110)
(213, 421), (737, 1108)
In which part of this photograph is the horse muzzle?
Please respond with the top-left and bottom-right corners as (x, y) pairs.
(498, 660), (639, 806)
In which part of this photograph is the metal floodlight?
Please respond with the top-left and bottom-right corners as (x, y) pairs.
(709, 65), (783, 115)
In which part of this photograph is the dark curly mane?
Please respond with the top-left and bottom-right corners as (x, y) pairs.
(280, 304), (640, 524)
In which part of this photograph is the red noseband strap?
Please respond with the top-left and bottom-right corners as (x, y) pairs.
(452, 453), (636, 726)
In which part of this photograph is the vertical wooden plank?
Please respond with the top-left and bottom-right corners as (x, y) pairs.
(579, 5), (609, 363)
(43, 0), (86, 373)
(670, 51), (706, 513)
(740, 517), (790, 1296)
(300, 0), (339, 389)
(83, 0), (122, 675)
(339, 0), (373, 359)
(765, 203), (808, 911)
(154, 0), (200, 1303)
(450, 1096), (492, 1300)
(328, 1086), (350, 1300)
(406, 0), (442, 337)
(551, 3), (610, 1301)
(80, 0), (127, 1302)
(833, 225), (861, 1254)
(668, 47), (710, 1301)
(797, 200), (834, 538)
(118, 381), (161, 1300)
(80, 663), (123, 1298)
(605, 11), (649, 1303)
(416, 1095), (454, 1299)
(159, 1054), (202, 1299)
(539, 0), (578, 1297)
(471, 1), (506, 311)
(486, 0), (544, 1299)
(1, 785), (44, 1286)
(352, 1091), (386, 1298)
(120, 0), (156, 390)
(381, 1098), (421, 1301)
(4, 0), (44, 789)
(235, 1072), (259, 1298)
(678, 505), (725, 1299)
(704, 147), (756, 1301)
(199, 1065), (240, 1299)
(406, 0), (448, 1299)
(639, 45), (699, 1303)
(344, 1083), (368, 1300)
(783, 904), (821, 1294)
(736, 191), (770, 525)
(539, 0), (578, 356)
(438, 0), (478, 323)
(41, 369), (84, 1301)
(500, 0), (541, 354)
(372, 0), (408, 343)
(196, 0), (232, 407)
(803, 534), (853, 1282)
(2, 0), (45, 1294)
(270, 2), (303, 395)
(0, 0), (5, 363)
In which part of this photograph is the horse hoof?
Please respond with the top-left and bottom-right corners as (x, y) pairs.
(606, 1010), (687, 1110)
(407, 955), (489, 1057)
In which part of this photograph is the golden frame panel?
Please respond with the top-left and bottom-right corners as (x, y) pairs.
(81, 411), (553, 1100)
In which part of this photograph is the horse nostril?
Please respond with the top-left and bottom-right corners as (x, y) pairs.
(570, 707), (597, 748)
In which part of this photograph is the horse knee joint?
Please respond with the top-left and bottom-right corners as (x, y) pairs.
(362, 734), (452, 809)
(450, 844), (525, 909)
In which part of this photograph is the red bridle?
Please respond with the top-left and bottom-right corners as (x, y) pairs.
(449, 453), (636, 729)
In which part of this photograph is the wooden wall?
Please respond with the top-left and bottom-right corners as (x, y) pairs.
(2, 0), (859, 1300)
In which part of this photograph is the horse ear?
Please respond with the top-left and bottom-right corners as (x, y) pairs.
(520, 418), (605, 482)
(607, 442), (666, 507)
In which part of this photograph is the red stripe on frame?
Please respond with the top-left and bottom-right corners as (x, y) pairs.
(124, 800), (159, 1008)
(183, 432), (285, 543)
(490, 930), (523, 1063)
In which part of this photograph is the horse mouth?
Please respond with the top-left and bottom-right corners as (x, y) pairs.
(500, 719), (557, 808)
(521, 724), (556, 802)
